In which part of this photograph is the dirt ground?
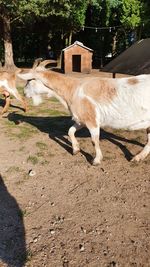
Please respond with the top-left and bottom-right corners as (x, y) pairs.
(0, 70), (149, 267)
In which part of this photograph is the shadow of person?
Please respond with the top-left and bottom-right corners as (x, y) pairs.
(0, 174), (26, 267)
(7, 112), (144, 163)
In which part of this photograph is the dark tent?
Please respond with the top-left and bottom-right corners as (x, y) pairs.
(103, 38), (150, 76)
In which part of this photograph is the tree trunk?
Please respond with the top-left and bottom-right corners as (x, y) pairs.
(123, 29), (128, 50)
(68, 31), (72, 46)
(112, 31), (118, 56)
(2, 14), (16, 70)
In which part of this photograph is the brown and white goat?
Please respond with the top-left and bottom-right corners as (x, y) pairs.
(18, 60), (150, 165)
(0, 70), (27, 114)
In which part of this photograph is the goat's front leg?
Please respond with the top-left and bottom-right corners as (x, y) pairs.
(88, 127), (103, 165)
(1, 95), (11, 115)
(13, 90), (28, 112)
(68, 123), (83, 155)
(132, 127), (150, 162)
(0, 90), (11, 115)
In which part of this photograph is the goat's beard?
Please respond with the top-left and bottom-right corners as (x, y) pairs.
(32, 94), (43, 106)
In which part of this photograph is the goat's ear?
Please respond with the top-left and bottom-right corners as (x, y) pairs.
(17, 71), (35, 80)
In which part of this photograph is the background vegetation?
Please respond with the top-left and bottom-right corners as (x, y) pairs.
(0, 0), (150, 69)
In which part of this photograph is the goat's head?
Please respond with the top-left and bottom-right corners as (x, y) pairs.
(24, 79), (53, 106)
(18, 59), (56, 105)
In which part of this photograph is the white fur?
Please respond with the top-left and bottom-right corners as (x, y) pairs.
(25, 79), (53, 105)
(72, 74), (150, 131)
(98, 75), (150, 130)
(0, 80), (8, 88)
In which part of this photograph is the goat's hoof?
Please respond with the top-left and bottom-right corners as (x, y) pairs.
(73, 149), (80, 155)
(0, 111), (6, 116)
(92, 159), (101, 166)
(24, 106), (29, 112)
(131, 155), (141, 162)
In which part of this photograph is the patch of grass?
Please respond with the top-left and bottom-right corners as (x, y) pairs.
(17, 86), (24, 94)
(5, 164), (29, 185)
(19, 146), (26, 152)
(15, 126), (38, 140)
(6, 166), (23, 174)
(3, 119), (38, 140)
(18, 209), (28, 219)
(40, 108), (68, 116)
(103, 150), (117, 160)
(36, 151), (44, 157)
(25, 249), (33, 262)
(4, 119), (17, 129)
(36, 141), (48, 151)
(27, 155), (39, 165)
(40, 159), (49, 165)
(15, 172), (30, 185)
(103, 155), (116, 161)
(50, 97), (59, 102)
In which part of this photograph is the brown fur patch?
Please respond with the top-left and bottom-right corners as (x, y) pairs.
(83, 78), (116, 103)
(38, 71), (79, 105)
(72, 97), (97, 128)
(127, 78), (139, 85)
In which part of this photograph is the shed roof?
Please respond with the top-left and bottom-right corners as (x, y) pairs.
(63, 41), (93, 52)
(103, 38), (150, 75)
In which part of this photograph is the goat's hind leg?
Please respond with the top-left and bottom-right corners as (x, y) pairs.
(68, 123), (83, 155)
(88, 126), (103, 165)
(132, 127), (150, 162)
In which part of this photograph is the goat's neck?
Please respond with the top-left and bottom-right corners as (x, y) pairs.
(36, 71), (77, 108)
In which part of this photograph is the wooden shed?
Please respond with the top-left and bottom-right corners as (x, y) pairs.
(61, 41), (93, 74)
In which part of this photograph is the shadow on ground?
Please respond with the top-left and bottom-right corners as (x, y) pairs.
(0, 174), (26, 267)
(7, 113), (144, 163)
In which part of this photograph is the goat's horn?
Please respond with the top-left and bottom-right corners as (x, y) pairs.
(38, 59), (57, 68)
(32, 58), (43, 69)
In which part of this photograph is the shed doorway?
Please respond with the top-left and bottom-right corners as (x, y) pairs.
(72, 55), (81, 72)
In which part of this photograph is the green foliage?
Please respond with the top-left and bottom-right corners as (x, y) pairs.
(105, 0), (122, 25)
(0, 0), (150, 67)
(18, 0), (71, 18)
(68, 0), (88, 29)
(120, 0), (142, 28)
(0, 0), (77, 22)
